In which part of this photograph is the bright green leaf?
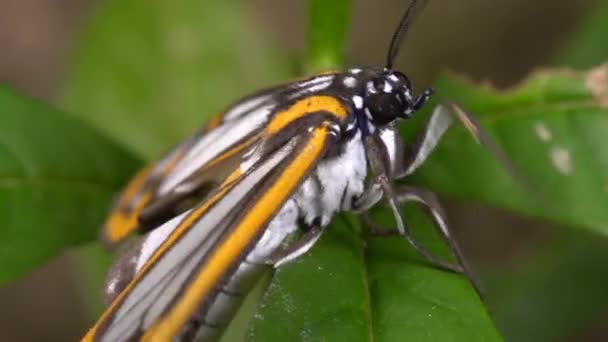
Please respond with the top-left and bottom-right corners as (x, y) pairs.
(0, 87), (139, 285)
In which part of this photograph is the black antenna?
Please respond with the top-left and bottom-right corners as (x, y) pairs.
(385, 0), (429, 70)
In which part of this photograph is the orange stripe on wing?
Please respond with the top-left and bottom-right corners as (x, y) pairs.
(142, 127), (330, 341)
(201, 133), (260, 172)
(101, 145), (190, 246)
(266, 96), (347, 134)
(101, 165), (152, 244)
(202, 112), (225, 133)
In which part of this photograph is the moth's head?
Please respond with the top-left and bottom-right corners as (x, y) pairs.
(363, 69), (419, 125)
(363, 0), (432, 126)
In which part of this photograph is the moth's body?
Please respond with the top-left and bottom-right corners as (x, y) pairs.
(97, 69), (418, 341)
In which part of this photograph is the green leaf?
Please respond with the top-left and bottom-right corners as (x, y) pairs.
(249, 211), (500, 341)
(62, 0), (289, 159)
(408, 65), (608, 234)
(0, 87), (139, 285)
(305, 0), (352, 73)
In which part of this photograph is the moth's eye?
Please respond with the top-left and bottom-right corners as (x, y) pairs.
(366, 93), (402, 125)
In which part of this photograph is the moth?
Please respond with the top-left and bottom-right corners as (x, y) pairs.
(83, 0), (508, 340)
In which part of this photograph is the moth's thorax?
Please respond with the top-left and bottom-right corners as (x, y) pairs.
(318, 67), (416, 137)
(294, 130), (368, 226)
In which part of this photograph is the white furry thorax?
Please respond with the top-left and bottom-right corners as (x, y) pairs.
(292, 131), (368, 226)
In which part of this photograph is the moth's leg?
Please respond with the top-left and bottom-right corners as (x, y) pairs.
(398, 185), (483, 297)
(394, 104), (454, 178)
(396, 102), (523, 187)
(361, 125), (482, 296)
(366, 182), (484, 299)
(352, 183), (383, 212)
(412, 88), (434, 111)
(360, 212), (396, 236)
(375, 176), (464, 274)
(445, 102), (523, 184)
(360, 133), (461, 274)
(267, 222), (325, 268)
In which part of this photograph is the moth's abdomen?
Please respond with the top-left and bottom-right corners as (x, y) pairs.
(188, 199), (299, 339)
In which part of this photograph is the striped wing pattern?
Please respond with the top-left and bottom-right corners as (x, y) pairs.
(100, 76), (335, 247)
(84, 124), (335, 341)
(86, 74), (351, 341)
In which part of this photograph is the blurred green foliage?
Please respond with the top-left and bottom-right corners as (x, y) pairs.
(63, 0), (289, 159)
(0, 88), (138, 285)
(305, 0), (352, 73)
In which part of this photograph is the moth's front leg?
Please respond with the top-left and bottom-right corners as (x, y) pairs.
(361, 184), (485, 300)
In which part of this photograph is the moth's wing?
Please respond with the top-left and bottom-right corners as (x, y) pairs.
(147, 74), (342, 217)
(146, 85), (348, 226)
(101, 73), (342, 247)
(99, 87), (282, 247)
(83, 121), (338, 342)
(101, 133), (202, 247)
